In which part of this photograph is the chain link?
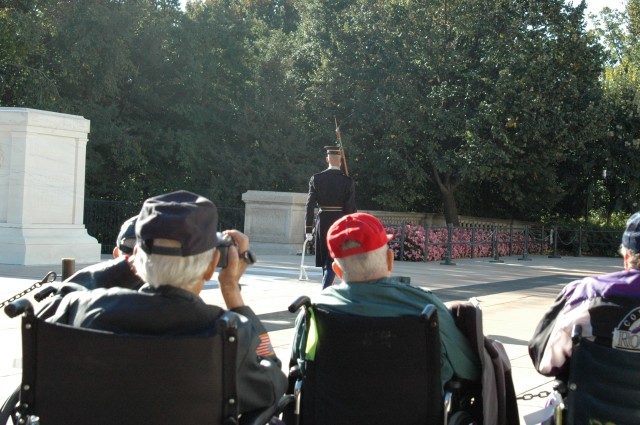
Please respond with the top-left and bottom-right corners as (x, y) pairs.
(516, 390), (551, 401)
(0, 271), (58, 310)
(556, 231), (577, 246)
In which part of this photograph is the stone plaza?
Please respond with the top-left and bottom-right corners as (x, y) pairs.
(0, 107), (624, 424)
(0, 252), (622, 424)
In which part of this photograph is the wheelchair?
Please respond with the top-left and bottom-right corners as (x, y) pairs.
(0, 276), (289, 425)
(282, 295), (484, 425)
(449, 300), (519, 425)
(548, 324), (640, 425)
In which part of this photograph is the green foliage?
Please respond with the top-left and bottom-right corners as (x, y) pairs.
(577, 0), (640, 223)
(0, 0), (635, 226)
(0, 0), (313, 207)
(290, 0), (604, 222)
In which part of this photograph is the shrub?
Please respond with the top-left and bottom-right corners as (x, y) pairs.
(385, 224), (549, 262)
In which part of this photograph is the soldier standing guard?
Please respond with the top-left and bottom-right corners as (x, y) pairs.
(305, 146), (356, 289)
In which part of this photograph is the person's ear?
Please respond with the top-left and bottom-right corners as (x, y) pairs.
(386, 248), (394, 273)
(112, 246), (120, 259)
(332, 260), (343, 278)
(624, 250), (631, 271)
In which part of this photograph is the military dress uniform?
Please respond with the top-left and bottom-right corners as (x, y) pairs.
(305, 147), (356, 288)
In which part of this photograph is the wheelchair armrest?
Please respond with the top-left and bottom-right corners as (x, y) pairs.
(33, 285), (58, 301)
(552, 379), (567, 397)
(34, 282), (86, 302)
(288, 296), (311, 313)
(239, 395), (295, 425)
(444, 379), (462, 392)
(275, 395), (295, 416)
(289, 365), (302, 380)
(571, 324), (583, 344)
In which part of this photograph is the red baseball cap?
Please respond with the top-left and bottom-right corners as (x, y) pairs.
(327, 213), (393, 259)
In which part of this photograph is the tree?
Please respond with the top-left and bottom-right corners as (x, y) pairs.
(291, 0), (603, 223)
(584, 0), (640, 223)
(0, 0), (58, 107)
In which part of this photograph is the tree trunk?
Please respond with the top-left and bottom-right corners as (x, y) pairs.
(432, 166), (460, 226)
(441, 189), (460, 226)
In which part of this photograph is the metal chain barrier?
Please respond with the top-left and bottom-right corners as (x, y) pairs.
(391, 222), (617, 263)
(516, 390), (552, 401)
(0, 271), (57, 310)
(473, 229), (497, 245)
(528, 228), (550, 246)
(555, 230), (577, 246)
(523, 226), (554, 257)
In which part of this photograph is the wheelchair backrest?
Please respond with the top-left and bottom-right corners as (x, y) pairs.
(18, 312), (239, 425)
(567, 334), (640, 425)
(450, 299), (519, 425)
(300, 306), (443, 425)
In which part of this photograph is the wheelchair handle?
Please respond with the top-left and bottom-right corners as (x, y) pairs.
(420, 304), (436, 320)
(4, 298), (34, 318)
(288, 295), (311, 313)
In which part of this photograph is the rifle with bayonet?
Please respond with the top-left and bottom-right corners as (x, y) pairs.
(334, 116), (349, 176)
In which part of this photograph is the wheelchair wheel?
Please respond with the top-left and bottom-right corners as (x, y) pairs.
(0, 386), (19, 425)
(448, 410), (476, 425)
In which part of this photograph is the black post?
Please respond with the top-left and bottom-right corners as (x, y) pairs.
(424, 225), (430, 262)
(440, 223), (456, 266)
(62, 258), (76, 281)
(548, 225), (561, 258)
(399, 224), (406, 261)
(576, 225), (583, 257)
(490, 225), (504, 263)
(509, 225), (514, 256)
(518, 226), (532, 261)
(471, 224), (476, 259)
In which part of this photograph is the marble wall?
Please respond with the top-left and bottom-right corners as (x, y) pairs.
(242, 190), (308, 254)
(0, 108), (101, 265)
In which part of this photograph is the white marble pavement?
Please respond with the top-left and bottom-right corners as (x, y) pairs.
(0, 253), (622, 423)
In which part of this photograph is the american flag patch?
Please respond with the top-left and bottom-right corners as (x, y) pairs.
(256, 333), (275, 357)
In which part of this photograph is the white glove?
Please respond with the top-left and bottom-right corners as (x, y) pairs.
(305, 233), (313, 241)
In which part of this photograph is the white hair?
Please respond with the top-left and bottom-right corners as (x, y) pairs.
(333, 243), (389, 282)
(620, 244), (640, 270)
(133, 239), (215, 291)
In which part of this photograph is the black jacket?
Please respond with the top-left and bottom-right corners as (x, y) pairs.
(64, 256), (143, 290)
(46, 282), (287, 415)
(305, 168), (356, 266)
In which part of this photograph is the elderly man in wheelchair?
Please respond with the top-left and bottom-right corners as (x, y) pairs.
(285, 213), (518, 425)
(528, 212), (640, 425)
(0, 190), (288, 425)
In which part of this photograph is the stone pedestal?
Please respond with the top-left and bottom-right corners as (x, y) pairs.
(242, 190), (308, 255)
(0, 108), (101, 265)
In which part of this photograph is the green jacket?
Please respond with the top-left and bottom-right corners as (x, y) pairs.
(292, 277), (480, 389)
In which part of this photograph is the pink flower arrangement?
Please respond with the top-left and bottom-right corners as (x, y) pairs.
(385, 224), (548, 262)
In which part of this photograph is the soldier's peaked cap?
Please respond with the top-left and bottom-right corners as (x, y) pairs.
(324, 146), (341, 155)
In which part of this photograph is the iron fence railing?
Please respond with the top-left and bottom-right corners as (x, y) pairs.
(384, 222), (622, 263)
(84, 199), (245, 254)
(550, 225), (621, 258)
(84, 199), (621, 260)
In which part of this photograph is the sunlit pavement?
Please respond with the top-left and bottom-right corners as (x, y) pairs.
(0, 253), (621, 423)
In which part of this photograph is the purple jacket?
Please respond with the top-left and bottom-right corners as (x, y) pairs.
(529, 268), (640, 378)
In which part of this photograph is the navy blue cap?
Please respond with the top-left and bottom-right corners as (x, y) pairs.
(116, 215), (137, 255)
(622, 212), (640, 253)
(136, 190), (220, 257)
